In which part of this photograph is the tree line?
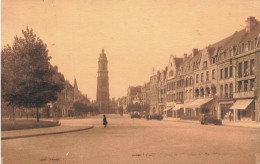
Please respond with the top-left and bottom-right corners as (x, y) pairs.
(2, 28), (65, 122)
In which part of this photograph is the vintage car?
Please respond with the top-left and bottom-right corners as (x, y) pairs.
(146, 114), (163, 120)
(130, 112), (141, 119)
(200, 114), (222, 125)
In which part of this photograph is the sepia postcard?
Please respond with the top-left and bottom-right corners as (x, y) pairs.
(1, 0), (260, 163)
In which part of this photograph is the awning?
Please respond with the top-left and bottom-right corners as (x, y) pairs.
(172, 104), (184, 111)
(185, 98), (213, 108)
(163, 107), (173, 112)
(230, 99), (254, 110)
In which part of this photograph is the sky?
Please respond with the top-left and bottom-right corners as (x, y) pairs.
(2, 0), (260, 100)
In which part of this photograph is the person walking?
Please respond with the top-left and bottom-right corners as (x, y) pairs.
(103, 115), (108, 128)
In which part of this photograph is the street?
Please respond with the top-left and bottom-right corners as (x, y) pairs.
(2, 115), (260, 164)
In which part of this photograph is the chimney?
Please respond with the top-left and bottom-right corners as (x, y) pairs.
(245, 17), (258, 32)
(192, 48), (199, 57)
(184, 53), (187, 59)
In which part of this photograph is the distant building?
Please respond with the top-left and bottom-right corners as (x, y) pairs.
(127, 86), (142, 105)
(96, 49), (110, 114)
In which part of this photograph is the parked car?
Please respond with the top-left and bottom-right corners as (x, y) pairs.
(131, 112), (141, 119)
(147, 114), (163, 120)
(200, 114), (222, 125)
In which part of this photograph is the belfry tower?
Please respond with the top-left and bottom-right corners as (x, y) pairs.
(96, 49), (110, 114)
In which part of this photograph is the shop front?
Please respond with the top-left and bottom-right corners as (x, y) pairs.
(230, 99), (255, 121)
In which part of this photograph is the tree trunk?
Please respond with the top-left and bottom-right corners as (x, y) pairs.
(12, 106), (15, 121)
(36, 107), (39, 122)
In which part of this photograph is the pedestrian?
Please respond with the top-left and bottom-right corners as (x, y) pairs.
(229, 111), (232, 122)
(103, 115), (108, 128)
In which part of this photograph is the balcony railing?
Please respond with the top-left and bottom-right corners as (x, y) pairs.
(233, 91), (255, 99)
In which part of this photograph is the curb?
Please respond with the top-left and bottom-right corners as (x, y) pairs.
(222, 124), (260, 129)
(164, 119), (260, 128)
(1, 126), (94, 140)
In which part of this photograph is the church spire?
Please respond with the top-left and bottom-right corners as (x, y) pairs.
(74, 76), (78, 90)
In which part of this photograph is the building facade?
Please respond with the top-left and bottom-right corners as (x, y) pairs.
(127, 16), (260, 122)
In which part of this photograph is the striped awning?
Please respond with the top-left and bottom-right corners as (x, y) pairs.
(172, 104), (184, 111)
(163, 107), (173, 112)
(185, 98), (213, 108)
(230, 99), (254, 110)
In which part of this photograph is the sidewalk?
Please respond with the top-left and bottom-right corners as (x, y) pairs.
(1, 125), (94, 140)
(163, 117), (260, 128)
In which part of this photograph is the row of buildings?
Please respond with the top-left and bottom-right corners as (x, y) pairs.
(124, 17), (260, 122)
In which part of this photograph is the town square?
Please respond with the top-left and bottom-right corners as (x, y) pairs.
(1, 0), (260, 164)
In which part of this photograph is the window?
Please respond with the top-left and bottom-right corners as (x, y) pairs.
(250, 79), (254, 91)
(230, 83), (233, 98)
(229, 66), (233, 77)
(169, 70), (173, 77)
(248, 41), (251, 51)
(173, 82), (176, 90)
(242, 43), (245, 53)
(220, 69), (223, 79)
(238, 63), (242, 78)
(225, 84), (228, 98)
(201, 73), (204, 82)
(238, 81), (242, 92)
(212, 57), (216, 64)
(244, 80), (248, 92)
(212, 69), (215, 80)
(250, 59), (255, 75)
(220, 85), (223, 98)
(190, 76), (193, 85)
(203, 61), (207, 68)
(196, 74), (199, 83)
(225, 67), (228, 79)
(206, 71), (209, 81)
(244, 61), (248, 76)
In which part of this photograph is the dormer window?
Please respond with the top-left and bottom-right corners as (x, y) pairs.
(212, 57), (216, 64)
(169, 70), (173, 77)
(203, 61), (207, 68)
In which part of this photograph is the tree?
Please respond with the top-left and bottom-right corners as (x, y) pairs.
(73, 101), (88, 117)
(1, 27), (65, 122)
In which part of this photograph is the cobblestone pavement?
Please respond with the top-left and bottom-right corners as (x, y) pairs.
(2, 115), (260, 164)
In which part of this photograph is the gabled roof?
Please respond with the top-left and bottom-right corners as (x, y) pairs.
(208, 21), (260, 58)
